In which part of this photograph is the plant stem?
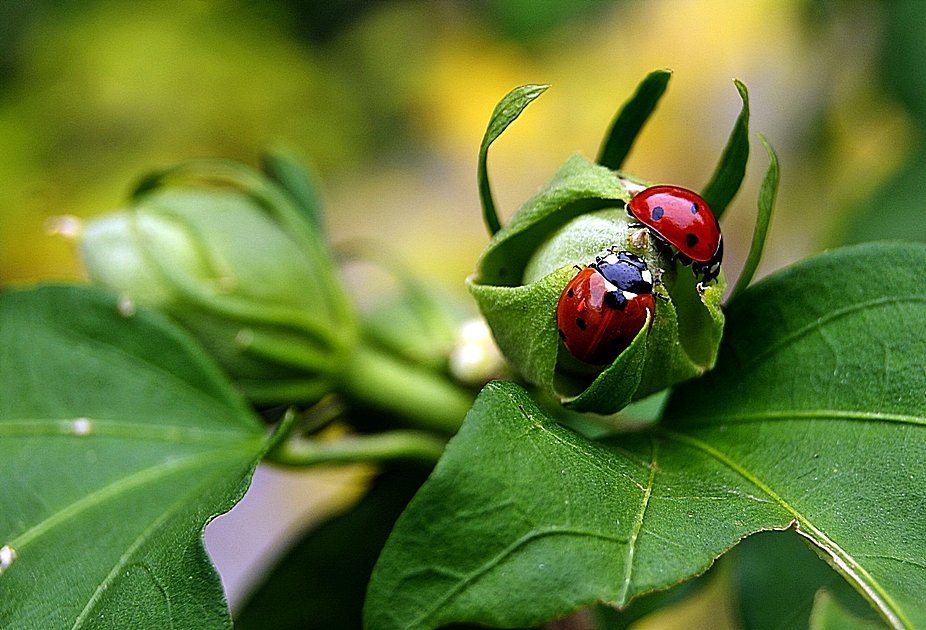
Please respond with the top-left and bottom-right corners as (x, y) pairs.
(267, 430), (447, 466)
(340, 346), (474, 435)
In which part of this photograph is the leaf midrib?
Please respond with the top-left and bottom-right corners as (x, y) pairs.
(0, 417), (253, 442)
(733, 294), (926, 373)
(671, 409), (926, 428)
(70, 448), (253, 629)
(16, 309), (253, 427)
(10, 442), (257, 550)
(660, 428), (910, 629)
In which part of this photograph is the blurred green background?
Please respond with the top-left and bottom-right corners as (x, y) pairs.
(4, 0), (925, 622)
(3, 0), (924, 294)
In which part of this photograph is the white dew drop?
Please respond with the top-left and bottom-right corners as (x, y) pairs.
(45, 215), (83, 239)
(0, 545), (17, 574)
(117, 294), (136, 317)
(71, 417), (93, 436)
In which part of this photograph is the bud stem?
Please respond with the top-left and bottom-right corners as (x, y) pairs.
(341, 346), (474, 434)
(267, 429), (447, 466)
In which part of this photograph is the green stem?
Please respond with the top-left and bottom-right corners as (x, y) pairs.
(340, 346), (474, 435)
(267, 429), (447, 466)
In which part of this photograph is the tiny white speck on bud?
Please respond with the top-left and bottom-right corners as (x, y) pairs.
(630, 228), (649, 250)
(0, 545), (17, 574)
(117, 295), (136, 317)
(45, 215), (83, 239)
(234, 328), (254, 349)
(71, 417), (93, 436)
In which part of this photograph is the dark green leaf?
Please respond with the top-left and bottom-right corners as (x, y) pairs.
(701, 80), (750, 219)
(597, 69), (672, 170)
(810, 590), (888, 630)
(0, 285), (267, 629)
(729, 134), (779, 300)
(478, 84), (549, 235)
(366, 242), (926, 630)
(589, 563), (716, 629)
(236, 467), (429, 630)
(732, 531), (884, 630)
(261, 146), (327, 233)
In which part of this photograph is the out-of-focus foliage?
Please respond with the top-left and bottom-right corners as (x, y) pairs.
(0, 0), (913, 291)
(831, 0), (926, 244)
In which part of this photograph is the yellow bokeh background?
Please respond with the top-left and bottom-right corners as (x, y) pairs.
(0, 0), (912, 294)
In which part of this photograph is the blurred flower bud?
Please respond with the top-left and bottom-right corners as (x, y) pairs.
(79, 161), (356, 404)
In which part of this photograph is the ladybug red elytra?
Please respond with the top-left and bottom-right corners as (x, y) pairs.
(556, 250), (657, 365)
(627, 185), (723, 283)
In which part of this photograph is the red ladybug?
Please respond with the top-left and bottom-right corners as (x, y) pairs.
(556, 250), (656, 365)
(627, 185), (723, 283)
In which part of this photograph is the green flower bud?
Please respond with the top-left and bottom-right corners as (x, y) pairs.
(469, 154), (725, 414)
(79, 161), (356, 404)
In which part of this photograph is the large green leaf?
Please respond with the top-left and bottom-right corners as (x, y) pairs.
(365, 242), (926, 630)
(731, 531), (884, 629)
(0, 285), (267, 629)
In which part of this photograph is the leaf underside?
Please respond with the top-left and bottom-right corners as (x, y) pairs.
(0, 285), (267, 630)
(366, 242), (926, 630)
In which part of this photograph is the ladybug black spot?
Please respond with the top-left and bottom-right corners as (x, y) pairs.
(567, 288), (575, 298)
(686, 233), (699, 248)
(575, 317), (587, 330)
(558, 328), (567, 341)
(691, 202), (699, 214)
(652, 206), (665, 220)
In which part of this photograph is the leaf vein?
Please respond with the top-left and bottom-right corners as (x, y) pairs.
(413, 525), (629, 628)
(660, 428), (912, 629)
(10, 445), (253, 550)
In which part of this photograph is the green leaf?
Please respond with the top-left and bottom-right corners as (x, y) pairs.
(732, 531), (884, 630)
(729, 134), (779, 301)
(236, 467), (429, 630)
(469, 266), (572, 392)
(366, 242), (926, 630)
(597, 69), (672, 170)
(701, 79), (750, 219)
(810, 590), (889, 630)
(0, 285), (267, 629)
(478, 84), (550, 235)
(664, 241), (926, 628)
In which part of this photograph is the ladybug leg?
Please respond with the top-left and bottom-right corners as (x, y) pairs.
(649, 267), (670, 302)
(673, 251), (693, 267)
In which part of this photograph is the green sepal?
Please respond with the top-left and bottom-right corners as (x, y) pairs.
(472, 154), (636, 287)
(261, 146), (327, 233)
(729, 134), (780, 301)
(702, 79), (750, 220)
(468, 266), (572, 392)
(597, 69), (673, 170)
(478, 84), (550, 235)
